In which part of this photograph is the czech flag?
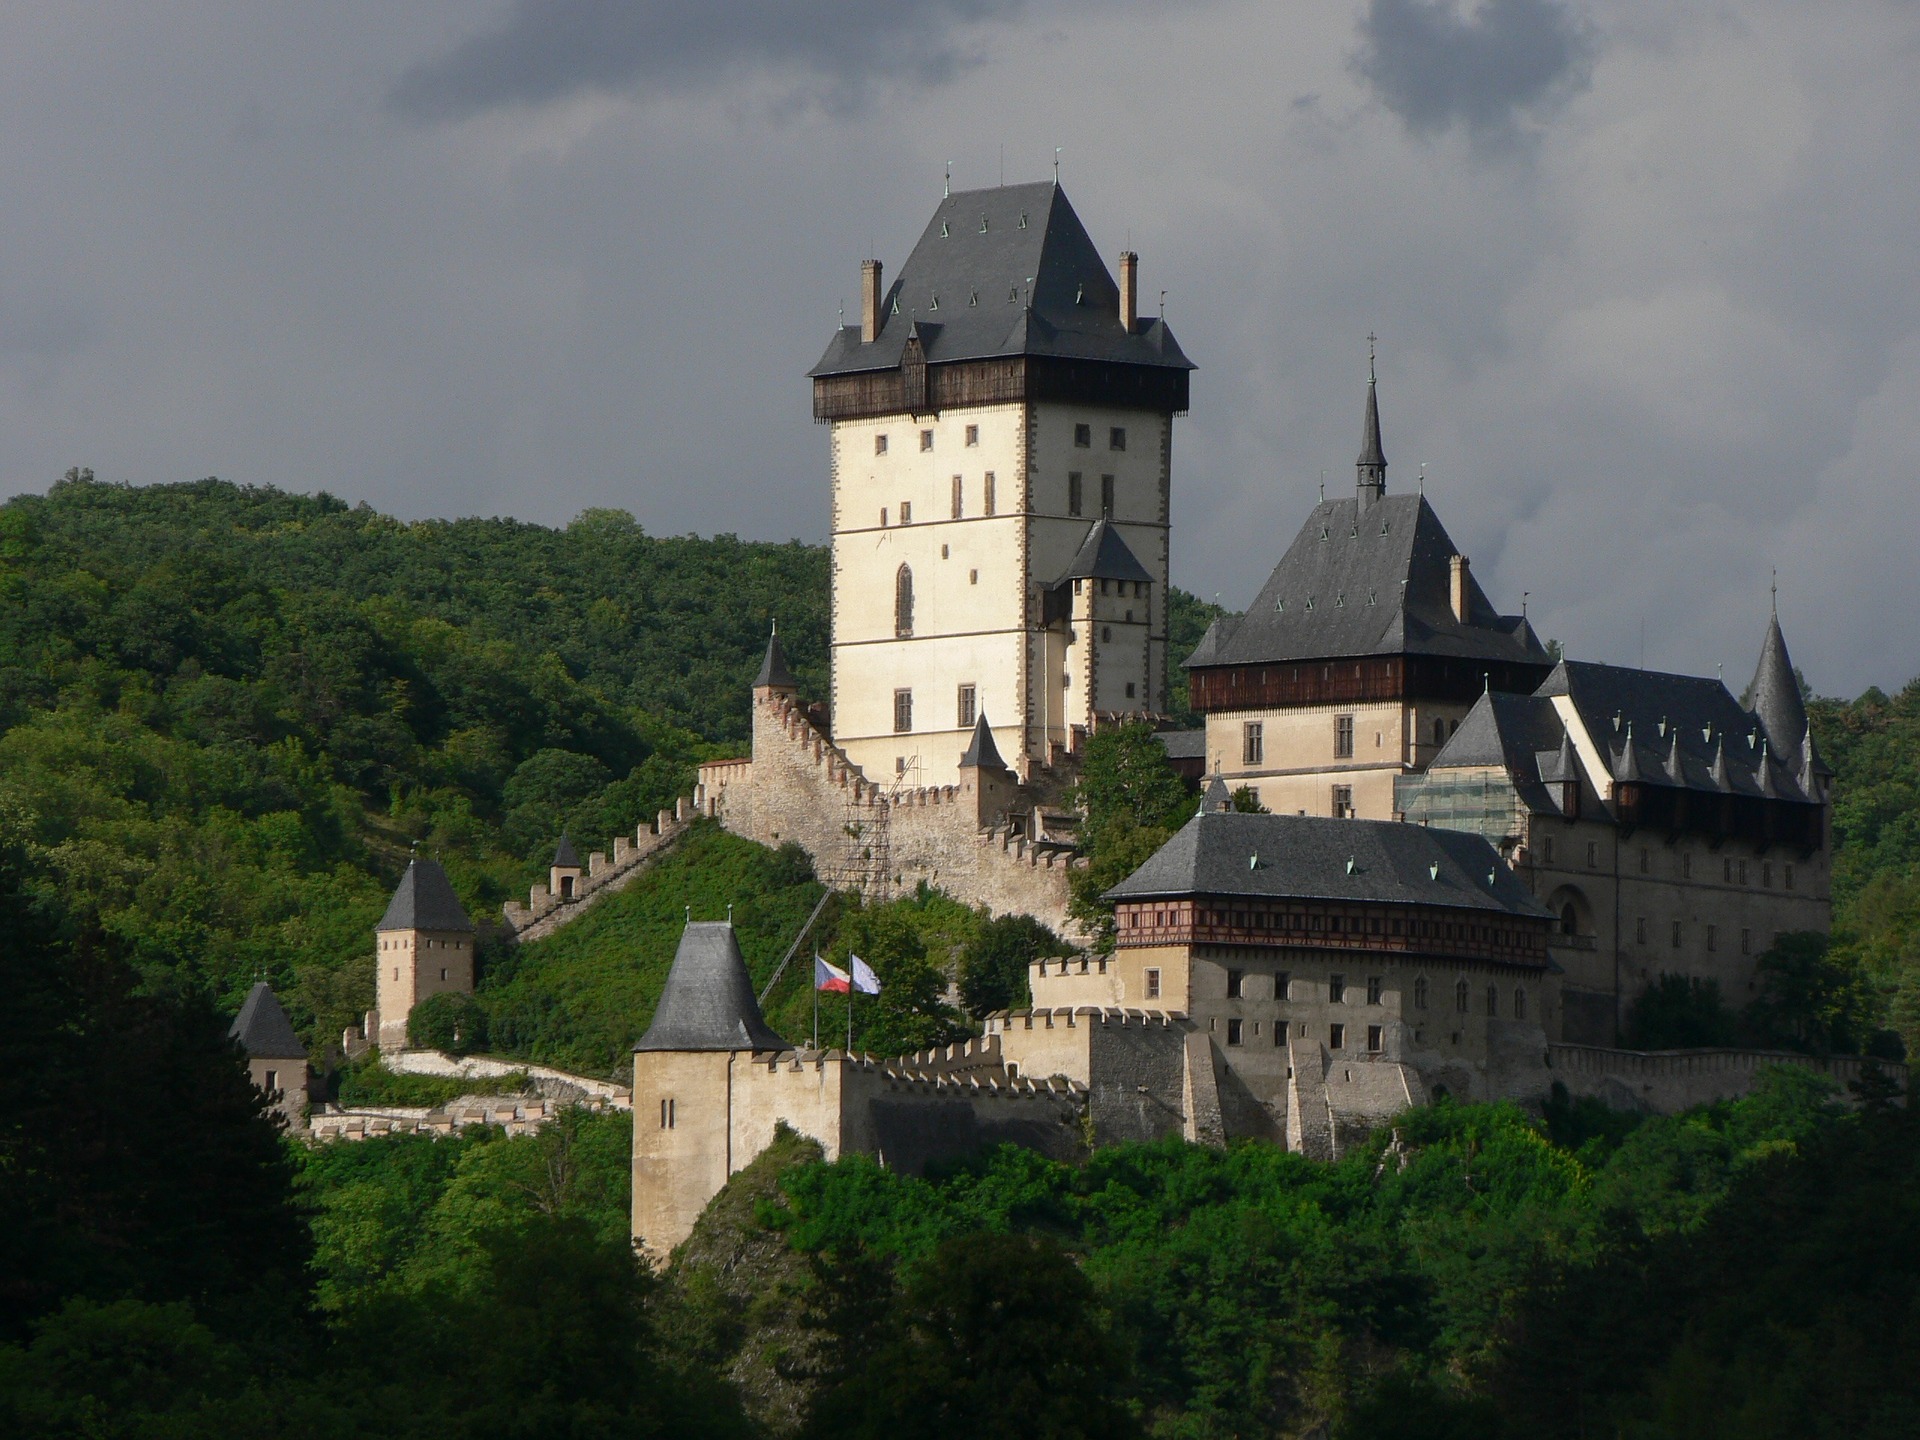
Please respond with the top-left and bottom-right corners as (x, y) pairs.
(814, 956), (850, 993)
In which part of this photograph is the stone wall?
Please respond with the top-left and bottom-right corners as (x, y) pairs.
(1546, 1043), (1907, 1113)
(503, 810), (695, 942)
(308, 1093), (607, 1141)
(702, 689), (1087, 939)
(989, 1006), (1194, 1145)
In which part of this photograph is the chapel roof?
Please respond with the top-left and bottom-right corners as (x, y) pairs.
(809, 182), (1193, 379)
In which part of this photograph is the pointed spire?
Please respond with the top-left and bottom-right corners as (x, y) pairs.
(1613, 722), (1643, 783)
(1709, 734), (1731, 791)
(1744, 602), (1808, 756)
(1203, 772), (1231, 812)
(1756, 738), (1780, 798)
(1665, 726), (1687, 786)
(552, 833), (581, 869)
(1356, 334), (1387, 510)
(959, 711), (1009, 772)
(754, 625), (797, 691)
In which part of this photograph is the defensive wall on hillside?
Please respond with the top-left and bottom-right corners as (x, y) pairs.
(696, 688), (1085, 938)
(502, 808), (696, 942)
(1546, 1043), (1906, 1112)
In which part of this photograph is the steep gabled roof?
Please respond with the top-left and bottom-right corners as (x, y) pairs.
(377, 858), (474, 933)
(1184, 493), (1549, 670)
(552, 834), (581, 869)
(810, 183), (1193, 379)
(1106, 811), (1552, 921)
(959, 711), (1009, 771)
(230, 982), (307, 1061)
(635, 922), (789, 1053)
(1425, 690), (1567, 815)
(755, 630), (797, 689)
(1058, 518), (1153, 586)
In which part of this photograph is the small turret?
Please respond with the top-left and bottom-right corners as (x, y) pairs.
(754, 625), (798, 693)
(231, 981), (310, 1125)
(1356, 339), (1387, 511)
(1203, 772), (1232, 813)
(373, 858), (476, 1052)
(550, 834), (583, 901)
(1744, 598), (1809, 756)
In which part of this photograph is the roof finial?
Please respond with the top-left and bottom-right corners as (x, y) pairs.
(944, 160), (951, 198)
(1522, 591), (1529, 618)
(1770, 567), (1778, 617)
(1054, 146), (1061, 185)
(770, 616), (777, 636)
(1368, 330), (1377, 384)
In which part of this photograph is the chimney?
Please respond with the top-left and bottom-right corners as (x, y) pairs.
(860, 259), (883, 344)
(1118, 251), (1138, 334)
(1450, 554), (1471, 625)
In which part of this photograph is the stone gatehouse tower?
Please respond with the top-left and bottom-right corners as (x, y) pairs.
(808, 180), (1195, 788)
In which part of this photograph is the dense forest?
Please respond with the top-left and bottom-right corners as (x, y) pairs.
(3, 474), (1920, 1436)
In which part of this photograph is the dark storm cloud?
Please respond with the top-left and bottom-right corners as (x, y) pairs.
(1353, 0), (1594, 138)
(388, 0), (1029, 122)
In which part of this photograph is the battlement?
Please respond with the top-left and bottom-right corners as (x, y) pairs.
(502, 809), (695, 942)
(730, 1042), (1088, 1100)
(987, 1006), (1190, 1032)
(1547, 1042), (1907, 1112)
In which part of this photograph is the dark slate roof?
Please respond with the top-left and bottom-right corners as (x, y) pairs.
(1358, 375), (1386, 470)
(809, 183), (1193, 379)
(230, 982), (307, 1061)
(1184, 493), (1550, 669)
(1426, 691), (1568, 815)
(1057, 518), (1153, 585)
(635, 922), (789, 1053)
(754, 630), (797, 689)
(1203, 774), (1231, 812)
(1537, 660), (1813, 803)
(1154, 728), (1208, 761)
(552, 834), (581, 869)
(1107, 810), (1553, 919)
(959, 711), (1009, 770)
(1743, 611), (1810, 755)
(376, 859), (474, 933)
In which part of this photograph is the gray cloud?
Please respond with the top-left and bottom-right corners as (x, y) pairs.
(1353, 0), (1594, 139)
(388, 0), (1027, 122)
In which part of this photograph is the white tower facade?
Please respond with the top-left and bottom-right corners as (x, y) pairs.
(809, 183), (1193, 788)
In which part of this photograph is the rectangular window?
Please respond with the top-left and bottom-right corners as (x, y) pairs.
(1226, 1018), (1243, 1046)
(1683, 853), (1693, 879)
(1275, 973), (1290, 1002)
(1243, 722), (1264, 765)
(1671, 919), (1683, 948)
(880, 507), (888, 527)
(1413, 976), (1429, 1009)
(1366, 976), (1382, 1005)
(1366, 1025), (1383, 1053)
(1144, 968), (1161, 1000)
(893, 689), (913, 733)
(1784, 863), (1795, 890)
(1762, 861), (1773, 888)
(957, 684), (976, 728)
(1513, 989), (1526, 1020)
(1110, 426), (1126, 451)
(1329, 1023), (1345, 1050)
(1329, 974), (1346, 1004)
(1332, 785), (1353, 818)
(983, 472), (996, 515)
(660, 1097), (676, 1129)
(1226, 968), (1243, 998)
(1335, 714), (1354, 758)
(1074, 422), (1091, 448)
(900, 500), (911, 524)
(1636, 916), (1647, 944)
(1100, 474), (1115, 517)
(875, 434), (888, 455)
(264, 1069), (278, 1091)
(1738, 860), (1749, 885)
(951, 475), (963, 519)
(1544, 835), (1554, 864)
(440, 967), (448, 981)
(1640, 848), (1651, 875)
(919, 429), (934, 451)
(1486, 984), (1499, 1017)
(1741, 928), (1751, 955)
(965, 424), (979, 447)
(1707, 924), (1718, 952)
(1068, 472), (1084, 516)
(1587, 840), (1599, 867)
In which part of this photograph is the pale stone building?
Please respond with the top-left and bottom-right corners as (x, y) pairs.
(808, 180), (1193, 788)
(371, 858), (476, 1051)
(230, 981), (310, 1128)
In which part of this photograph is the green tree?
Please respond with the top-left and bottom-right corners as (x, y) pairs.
(1229, 783), (1267, 813)
(407, 990), (490, 1054)
(1623, 973), (1738, 1049)
(958, 913), (1066, 1017)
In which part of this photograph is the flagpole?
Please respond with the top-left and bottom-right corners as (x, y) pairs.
(812, 954), (819, 1051)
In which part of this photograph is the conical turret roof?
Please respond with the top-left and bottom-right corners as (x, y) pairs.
(635, 922), (789, 1053)
(377, 858), (473, 933)
(1745, 609), (1809, 755)
(552, 833), (581, 869)
(230, 982), (307, 1061)
(754, 629), (797, 689)
(1203, 773), (1231, 812)
(959, 711), (1009, 771)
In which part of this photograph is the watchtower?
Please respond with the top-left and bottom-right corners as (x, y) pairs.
(372, 857), (476, 1050)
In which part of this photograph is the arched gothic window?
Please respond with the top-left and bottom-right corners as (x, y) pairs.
(1433, 718), (1446, 746)
(895, 564), (914, 637)
(1560, 902), (1578, 936)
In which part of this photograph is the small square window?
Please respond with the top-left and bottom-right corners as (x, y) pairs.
(964, 424), (979, 447)
(1109, 426), (1126, 451)
(875, 434), (888, 455)
(1366, 1025), (1383, 1053)
(1226, 1018), (1243, 1046)
(1329, 1023), (1345, 1050)
(919, 429), (934, 451)
(969, 569), (978, 585)
(1125, 682), (1136, 698)
(1144, 967), (1161, 1000)
(1073, 423), (1091, 448)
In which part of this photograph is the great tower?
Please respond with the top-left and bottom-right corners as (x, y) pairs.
(808, 181), (1194, 788)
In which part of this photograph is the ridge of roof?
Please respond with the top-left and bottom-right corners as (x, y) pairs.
(1105, 810), (1553, 919)
(377, 858), (474, 933)
(1058, 517), (1153, 585)
(810, 183), (1193, 379)
(230, 981), (307, 1061)
(635, 922), (789, 1053)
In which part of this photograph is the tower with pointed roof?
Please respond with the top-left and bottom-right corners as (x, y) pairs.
(372, 857), (476, 1050)
(810, 180), (1194, 787)
(231, 981), (311, 1126)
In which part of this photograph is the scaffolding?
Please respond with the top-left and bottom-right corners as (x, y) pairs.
(1395, 771), (1529, 847)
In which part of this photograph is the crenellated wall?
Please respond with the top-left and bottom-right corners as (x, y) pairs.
(1546, 1043), (1906, 1113)
(503, 810), (696, 942)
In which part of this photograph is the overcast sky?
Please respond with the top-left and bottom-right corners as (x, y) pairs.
(2, 2), (1916, 698)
